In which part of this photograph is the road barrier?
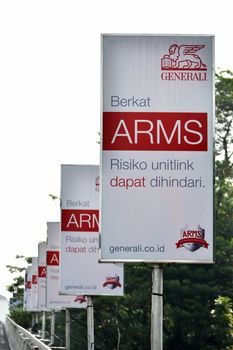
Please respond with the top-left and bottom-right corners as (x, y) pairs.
(5, 316), (54, 350)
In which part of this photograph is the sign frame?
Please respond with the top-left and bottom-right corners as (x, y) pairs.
(100, 34), (215, 264)
(60, 164), (124, 296)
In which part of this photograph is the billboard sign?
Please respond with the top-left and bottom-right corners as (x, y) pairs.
(38, 242), (48, 311)
(60, 165), (124, 295)
(46, 222), (87, 309)
(100, 34), (214, 263)
(31, 257), (38, 311)
(24, 266), (32, 311)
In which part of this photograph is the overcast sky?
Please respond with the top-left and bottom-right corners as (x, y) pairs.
(0, 0), (233, 298)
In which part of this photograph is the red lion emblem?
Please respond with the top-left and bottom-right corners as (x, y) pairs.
(161, 44), (207, 70)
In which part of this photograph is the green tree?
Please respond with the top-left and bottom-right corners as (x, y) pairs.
(210, 296), (233, 349)
(6, 255), (32, 328)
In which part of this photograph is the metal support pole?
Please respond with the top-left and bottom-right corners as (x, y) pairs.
(42, 311), (46, 339)
(31, 313), (35, 329)
(65, 309), (71, 350)
(49, 310), (55, 346)
(151, 264), (163, 350)
(87, 296), (94, 350)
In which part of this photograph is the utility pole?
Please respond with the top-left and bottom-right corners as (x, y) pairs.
(87, 297), (94, 350)
(151, 265), (163, 350)
(42, 311), (46, 339)
(65, 309), (71, 350)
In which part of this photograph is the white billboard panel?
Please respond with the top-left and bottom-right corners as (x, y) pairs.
(31, 257), (38, 311)
(25, 265), (32, 311)
(101, 35), (214, 263)
(60, 165), (124, 296)
(38, 242), (48, 311)
(23, 270), (27, 310)
(46, 222), (87, 309)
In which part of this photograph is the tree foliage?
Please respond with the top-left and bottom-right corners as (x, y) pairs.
(210, 296), (233, 349)
(6, 255), (32, 328)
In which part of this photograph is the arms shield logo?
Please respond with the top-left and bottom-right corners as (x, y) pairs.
(103, 275), (122, 289)
(74, 295), (87, 304)
(176, 225), (209, 252)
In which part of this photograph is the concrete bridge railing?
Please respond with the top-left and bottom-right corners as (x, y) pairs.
(5, 316), (52, 350)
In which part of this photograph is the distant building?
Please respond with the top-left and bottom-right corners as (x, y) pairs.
(0, 295), (9, 323)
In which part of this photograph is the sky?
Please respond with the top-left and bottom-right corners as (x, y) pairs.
(0, 0), (233, 298)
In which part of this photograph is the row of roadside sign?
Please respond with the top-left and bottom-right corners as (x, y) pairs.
(24, 34), (214, 311)
(25, 165), (124, 312)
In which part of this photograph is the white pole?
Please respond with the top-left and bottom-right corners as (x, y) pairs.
(87, 297), (94, 350)
(66, 309), (71, 350)
(31, 313), (35, 329)
(50, 310), (55, 346)
(151, 264), (163, 350)
(42, 311), (46, 339)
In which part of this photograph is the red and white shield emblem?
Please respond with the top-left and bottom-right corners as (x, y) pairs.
(176, 225), (209, 252)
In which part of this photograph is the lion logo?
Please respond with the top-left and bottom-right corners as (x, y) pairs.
(161, 44), (207, 70)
